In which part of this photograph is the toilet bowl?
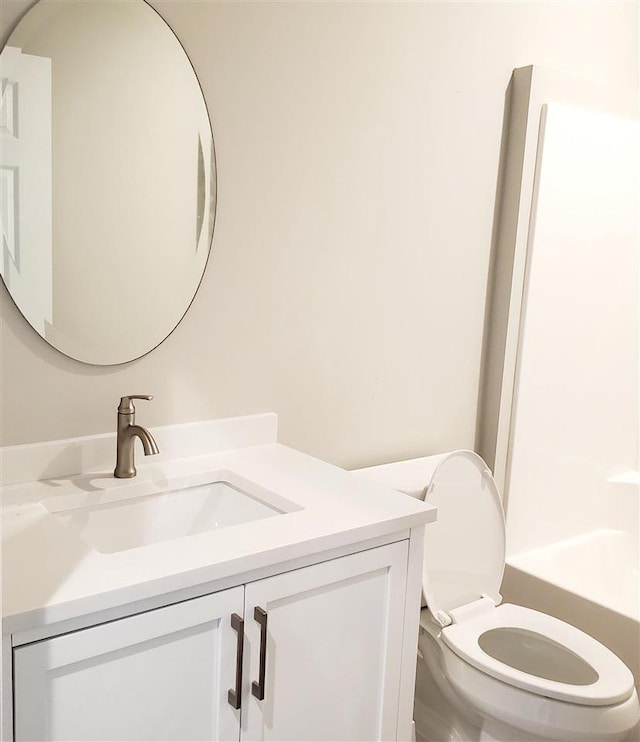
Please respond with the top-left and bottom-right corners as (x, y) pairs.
(354, 451), (640, 742)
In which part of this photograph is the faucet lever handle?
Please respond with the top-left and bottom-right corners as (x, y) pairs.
(117, 395), (153, 414)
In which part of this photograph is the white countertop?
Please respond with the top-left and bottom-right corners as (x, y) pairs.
(2, 429), (435, 636)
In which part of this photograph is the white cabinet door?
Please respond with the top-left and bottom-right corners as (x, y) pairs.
(13, 587), (244, 742)
(241, 541), (409, 742)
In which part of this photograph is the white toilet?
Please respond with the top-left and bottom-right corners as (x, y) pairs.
(355, 450), (640, 742)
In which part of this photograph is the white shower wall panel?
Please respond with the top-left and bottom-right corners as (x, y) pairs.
(506, 103), (639, 556)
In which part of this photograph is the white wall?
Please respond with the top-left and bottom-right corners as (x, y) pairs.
(1, 1), (638, 468)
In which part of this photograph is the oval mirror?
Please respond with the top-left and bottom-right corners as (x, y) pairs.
(0, 0), (216, 365)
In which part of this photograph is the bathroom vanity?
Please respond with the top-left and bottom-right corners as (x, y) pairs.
(1, 414), (435, 741)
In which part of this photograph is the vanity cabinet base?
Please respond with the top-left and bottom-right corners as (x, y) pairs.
(13, 541), (410, 742)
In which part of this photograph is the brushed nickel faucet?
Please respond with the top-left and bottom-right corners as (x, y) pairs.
(114, 395), (159, 478)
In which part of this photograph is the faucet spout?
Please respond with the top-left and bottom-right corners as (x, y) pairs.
(129, 425), (159, 456)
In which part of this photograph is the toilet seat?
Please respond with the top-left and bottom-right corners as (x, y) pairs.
(442, 603), (635, 705)
(432, 627), (640, 742)
(421, 451), (636, 708)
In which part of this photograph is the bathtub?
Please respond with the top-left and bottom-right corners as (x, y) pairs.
(502, 474), (639, 691)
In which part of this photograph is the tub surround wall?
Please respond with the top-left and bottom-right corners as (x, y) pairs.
(507, 101), (638, 553)
(476, 67), (637, 487)
(1, 2), (638, 469)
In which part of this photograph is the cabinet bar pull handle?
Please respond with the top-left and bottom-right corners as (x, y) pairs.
(251, 606), (268, 700)
(228, 613), (244, 710)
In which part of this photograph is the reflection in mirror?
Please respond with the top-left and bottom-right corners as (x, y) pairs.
(0, 0), (216, 364)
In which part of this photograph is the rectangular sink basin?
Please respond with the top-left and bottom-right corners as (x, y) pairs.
(41, 471), (300, 553)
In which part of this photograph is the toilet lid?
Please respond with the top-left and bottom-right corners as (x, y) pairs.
(422, 451), (505, 625)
